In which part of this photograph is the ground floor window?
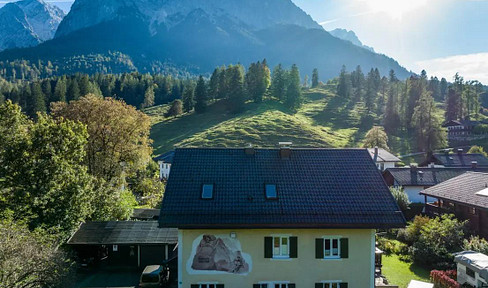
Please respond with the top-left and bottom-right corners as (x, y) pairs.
(315, 282), (347, 288)
(191, 284), (223, 288)
(254, 283), (295, 288)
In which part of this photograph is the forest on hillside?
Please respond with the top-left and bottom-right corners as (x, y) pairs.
(1, 58), (487, 155)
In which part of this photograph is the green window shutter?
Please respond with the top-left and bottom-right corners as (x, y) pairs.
(339, 283), (348, 288)
(288, 284), (296, 288)
(289, 236), (298, 258)
(340, 238), (349, 259)
(315, 238), (324, 259)
(264, 236), (273, 258)
(191, 285), (199, 288)
(216, 285), (224, 288)
(315, 283), (323, 288)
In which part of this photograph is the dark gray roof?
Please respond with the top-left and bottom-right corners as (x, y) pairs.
(67, 221), (178, 245)
(154, 151), (175, 163)
(159, 148), (405, 229)
(367, 148), (401, 163)
(384, 167), (488, 187)
(420, 172), (488, 210)
(431, 153), (488, 167)
(131, 209), (160, 220)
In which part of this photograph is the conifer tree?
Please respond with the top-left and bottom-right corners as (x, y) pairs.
(217, 66), (227, 99)
(182, 84), (194, 113)
(337, 65), (351, 99)
(352, 65), (364, 101)
(312, 68), (319, 88)
(53, 77), (67, 103)
(440, 77), (448, 100)
(285, 64), (302, 112)
(79, 75), (91, 97)
(271, 64), (286, 101)
(141, 85), (155, 109)
(194, 76), (208, 113)
(67, 78), (80, 101)
(28, 82), (46, 117)
(412, 91), (446, 152)
(209, 68), (220, 100)
(227, 65), (246, 113)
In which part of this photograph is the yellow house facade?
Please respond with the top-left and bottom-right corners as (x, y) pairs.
(178, 229), (375, 288)
(159, 147), (406, 288)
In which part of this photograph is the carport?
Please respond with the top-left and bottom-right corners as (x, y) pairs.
(68, 221), (178, 268)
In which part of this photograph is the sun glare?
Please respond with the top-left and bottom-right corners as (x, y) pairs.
(358, 0), (430, 20)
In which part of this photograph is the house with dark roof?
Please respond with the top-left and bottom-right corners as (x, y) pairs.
(420, 172), (488, 239)
(420, 149), (488, 168)
(367, 147), (401, 171)
(159, 147), (405, 288)
(443, 119), (487, 142)
(154, 151), (175, 180)
(383, 167), (488, 203)
(67, 221), (177, 268)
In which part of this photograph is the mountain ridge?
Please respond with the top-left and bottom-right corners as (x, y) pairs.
(0, 0), (65, 51)
(0, 0), (411, 80)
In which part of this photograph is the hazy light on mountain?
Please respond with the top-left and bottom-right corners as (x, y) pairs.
(357, 0), (430, 20)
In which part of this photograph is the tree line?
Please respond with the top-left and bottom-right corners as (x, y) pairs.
(334, 65), (486, 152)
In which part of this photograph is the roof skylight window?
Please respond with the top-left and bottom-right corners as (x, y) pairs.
(265, 184), (278, 200)
(202, 184), (214, 199)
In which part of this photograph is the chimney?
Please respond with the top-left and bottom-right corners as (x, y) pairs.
(410, 163), (418, 173)
(472, 161), (478, 169)
(244, 144), (255, 155)
(429, 162), (435, 168)
(374, 146), (379, 162)
(279, 142), (292, 159)
(457, 148), (464, 155)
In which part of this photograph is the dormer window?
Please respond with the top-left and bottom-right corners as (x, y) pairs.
(202, 184), (214, 199)
(265, 184), (277, 200)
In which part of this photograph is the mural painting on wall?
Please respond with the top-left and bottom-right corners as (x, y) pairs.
(188, 234), (252, 275)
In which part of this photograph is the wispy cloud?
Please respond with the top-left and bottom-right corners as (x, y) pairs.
(415, 53), (488, 84)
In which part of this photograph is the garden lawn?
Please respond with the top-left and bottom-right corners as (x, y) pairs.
(382, 254), (432, 288)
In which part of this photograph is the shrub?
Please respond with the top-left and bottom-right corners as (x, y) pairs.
(390, 186), (411, 213)
(413, 215), (467, 269)
(430, 270), (459, 288)
(377, 237), (408, 256)
(463, 235), (488, 255)
(165, 99), (183, 118)
(397, 215), (431, 245)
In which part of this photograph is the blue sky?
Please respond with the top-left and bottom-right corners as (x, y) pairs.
(1, 0), (487, 82)
(292, 0), (488, 83)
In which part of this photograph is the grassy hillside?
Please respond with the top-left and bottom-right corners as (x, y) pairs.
(148, 88), (377, 156)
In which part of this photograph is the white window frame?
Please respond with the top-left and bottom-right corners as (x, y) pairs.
(323, 237), (340, 259)
(272, 236), (290, 259)
(317, 281), (342, 288)
(257, 281), (292, 288)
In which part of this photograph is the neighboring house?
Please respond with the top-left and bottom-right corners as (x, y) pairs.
(420, 172), (488, 239)
(67, 221), (178, 268)
(154, 151), (175, 180)
(454, 251), (488, 288)
(367, 147), (401, 171)
(159, 147), (405, 288)
(420, 150), (488, 168)
(383, 167), (488, 203)
(443, 120), (488, 143)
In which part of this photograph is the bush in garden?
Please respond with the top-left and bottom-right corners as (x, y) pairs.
(397, 215), (431, 245)
(463, 236), (488, 255)
(377, 237), (408, 256)
(412, 214), (467, 269)
(430, 270), (459, 288)
(390, 186), (410, 213)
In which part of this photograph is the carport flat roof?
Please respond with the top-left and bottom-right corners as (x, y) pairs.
(67, 221), (178, 245)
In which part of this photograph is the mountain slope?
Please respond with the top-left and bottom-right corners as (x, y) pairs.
(0, 0), (411, 80)
(0, 0), (65, 51)
(148, 89), (363, 154)
(329, 28), (375, 52)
